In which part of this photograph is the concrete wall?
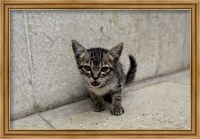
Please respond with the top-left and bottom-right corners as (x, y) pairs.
(10, 10), (190, 120)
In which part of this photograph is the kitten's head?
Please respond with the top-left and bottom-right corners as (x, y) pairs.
(72, 40), (123, 88)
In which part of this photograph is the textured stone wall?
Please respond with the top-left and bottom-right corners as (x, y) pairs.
(10, 10), (190, 120)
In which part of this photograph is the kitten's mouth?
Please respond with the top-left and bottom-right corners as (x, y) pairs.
(91, 81), (100, 87)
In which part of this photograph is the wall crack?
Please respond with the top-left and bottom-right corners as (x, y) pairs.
(23, 11), (37, 113)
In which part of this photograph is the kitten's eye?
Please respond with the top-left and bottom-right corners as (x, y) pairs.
(82, 66), (92, 72)
(101, 67), (110, 72)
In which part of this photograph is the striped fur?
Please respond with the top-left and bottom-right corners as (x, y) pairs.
(72, 40), (137, 116)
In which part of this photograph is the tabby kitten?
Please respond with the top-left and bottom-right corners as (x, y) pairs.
(72, 40), (137, 116)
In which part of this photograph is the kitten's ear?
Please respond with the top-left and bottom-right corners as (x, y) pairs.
(72, 40), (86, 58)
(108, 43), (123, 62)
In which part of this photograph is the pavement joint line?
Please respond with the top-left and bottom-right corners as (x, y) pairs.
(37, 113), (56, 129)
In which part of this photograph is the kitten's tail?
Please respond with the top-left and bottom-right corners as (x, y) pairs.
(125, 55), (137, 84)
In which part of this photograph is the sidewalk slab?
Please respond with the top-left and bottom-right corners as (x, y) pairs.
(11, 70), (190, 130)
(10, 114), (54, 129)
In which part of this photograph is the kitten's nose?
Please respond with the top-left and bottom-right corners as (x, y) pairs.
(93, 77), (99, 81)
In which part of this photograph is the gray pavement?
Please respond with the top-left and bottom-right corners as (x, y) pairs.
(11, 70), (190, 130)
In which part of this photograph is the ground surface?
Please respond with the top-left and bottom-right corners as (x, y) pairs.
(11, 70), (190, 130)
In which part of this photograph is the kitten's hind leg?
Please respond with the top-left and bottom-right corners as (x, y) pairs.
(89, 92), (105, 112)
(111, 92), (124, 116)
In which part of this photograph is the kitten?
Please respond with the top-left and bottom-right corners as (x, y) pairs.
(72, 40), (137, 116)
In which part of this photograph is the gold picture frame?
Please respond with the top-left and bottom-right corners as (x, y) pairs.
(0, 0), (199, 138)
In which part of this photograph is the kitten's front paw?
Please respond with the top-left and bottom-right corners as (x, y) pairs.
(94, 104), (105, 112)
(111, 106), (124, 116)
